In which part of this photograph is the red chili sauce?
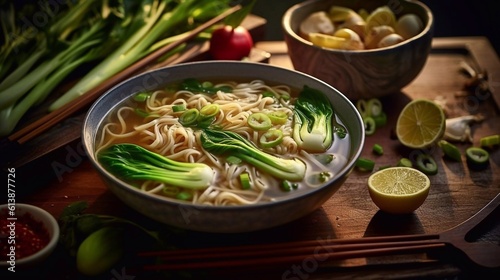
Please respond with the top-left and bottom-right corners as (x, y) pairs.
(1, 210), (51, 260)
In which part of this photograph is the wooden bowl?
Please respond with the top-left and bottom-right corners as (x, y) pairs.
(282, 0), (434, 100)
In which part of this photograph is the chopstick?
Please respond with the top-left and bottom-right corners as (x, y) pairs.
(138, 233), (445, 271)
(6, 4), (242, 146)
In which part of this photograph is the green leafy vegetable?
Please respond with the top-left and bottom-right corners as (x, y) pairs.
(0, 0), (123, 135)
(49, 0), (227, 111)
(292, 85), (334, 152)
(0, 0), (244, 136)
(180, 78), (232, 94)
(97, 143), (214, 189)
(200, 129), (306, 181)
(223, 0), (256, 28)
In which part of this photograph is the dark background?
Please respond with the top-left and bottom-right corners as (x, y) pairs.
(252, 0), (500, 54)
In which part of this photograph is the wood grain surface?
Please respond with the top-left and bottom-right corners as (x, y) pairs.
(6, 37), (500, 279)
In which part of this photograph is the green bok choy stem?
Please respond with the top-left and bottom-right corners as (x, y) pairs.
(200, 129), (306, 181)
(98, 143), (214, 189)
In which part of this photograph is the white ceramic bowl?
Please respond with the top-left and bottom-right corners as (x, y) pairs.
(82, 61), (365, 233)
(282, 0), (434, 100)
(0, 203), (59, 267)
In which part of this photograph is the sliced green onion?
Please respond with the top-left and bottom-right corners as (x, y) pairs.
(280, 94), (291, 101)
(267, 111), (288, 125)
(133, 92), (150, 102)
(356, 99), (369, 118)
(416, 153), (438, 175)
(172, 104), (186, 112)
(179, 108), (199, 126)
(282, 180), (292, 192)
(356, 157), (375, 171)
(247, 112), (272, 131)
(262, 91), (275, 98)
(134, 108), (149, 118)
(260, 129), (284, 148)
(364, 117), (376, 136)
(315, 154), (335, 165)
(466, 147), (489, 170)
(199, 103), (220, 118)
(318, 171), (331, 183)
(367, 98), (383, 117)
(372, 144), (384, 155)
(281, 180), (298, 192)
(438, 140), (462, 161)
(397, 157), (413, 168)
(480, 135), (500, 149)
(240, 173), (251, 190)
(226, 156), (242, 165)
(334, 124), (347, 138)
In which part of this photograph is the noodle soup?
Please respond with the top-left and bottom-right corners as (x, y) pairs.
(95, 78), (351, 206)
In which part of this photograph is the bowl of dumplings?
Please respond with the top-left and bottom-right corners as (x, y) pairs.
(282, 0), (434, 100)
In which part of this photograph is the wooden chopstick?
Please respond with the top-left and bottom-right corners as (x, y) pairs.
(7, 4), (242, 146)
(138, 233), (446, 271)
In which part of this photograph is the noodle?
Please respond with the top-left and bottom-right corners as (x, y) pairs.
(95, 79), (348, 206)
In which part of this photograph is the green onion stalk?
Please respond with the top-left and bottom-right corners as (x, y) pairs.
(48, 0), (233, 111)
(0, 0), (238, 137)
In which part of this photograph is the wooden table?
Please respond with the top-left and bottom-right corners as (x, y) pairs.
(7, 37), (500, 279)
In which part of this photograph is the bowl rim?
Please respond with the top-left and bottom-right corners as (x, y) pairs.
(282, 0), (434, 53)
(82, 60), (365, 211)
(0, 203), (60, 266)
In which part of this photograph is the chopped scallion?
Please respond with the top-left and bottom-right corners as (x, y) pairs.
(240, 173), (251, 190)
(179, 108), (199, 126)
(356, 157), (375, 171)
(480, 135), (500, 149)
(248, 112), (272, 131)
(226, 156), (242, 165)
(364, 117), (376, 136)
(416, 153), (438, 175)
(133, 92), (150, 102)
(438, 140), (462, 161)
(466, 147), (489, 170)
(172, 104), (186, 112)
(397, 158), (413, 168)
(372, 144), (384, 155)
(260, 129), (284, 148)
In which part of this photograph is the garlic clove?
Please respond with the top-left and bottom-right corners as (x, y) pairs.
(364, 25), (395, 49)
(444, 114), (485, 142)
(396, 14), (424, 40)
(377, 33), (404, 48)
(299, 11), (335, 40)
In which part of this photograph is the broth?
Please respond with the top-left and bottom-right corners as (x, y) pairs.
(95, 79), (351, 206)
